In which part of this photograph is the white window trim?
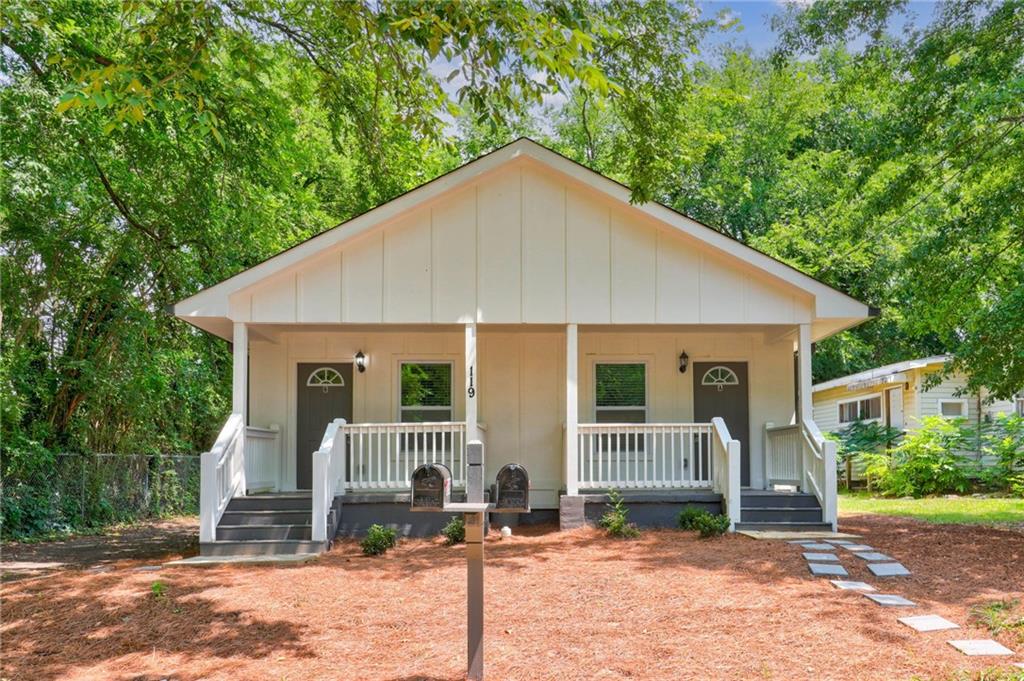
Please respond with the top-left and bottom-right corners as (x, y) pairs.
(592, 359), (650, 423)
(837, 393), (883, 425)
(937, 398), (969, 419)
(397, 360), (454, 423)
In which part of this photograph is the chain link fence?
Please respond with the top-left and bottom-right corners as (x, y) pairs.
(2, 453), (200, 538)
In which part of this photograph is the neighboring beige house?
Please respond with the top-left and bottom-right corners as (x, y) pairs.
(812, 355), (1021, 476)
(174, 138), (874, 557)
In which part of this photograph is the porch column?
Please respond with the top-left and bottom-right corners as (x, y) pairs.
(565, 324), (579, 496)
(465, 322), (478, 442)
(232, 321), (248, 493)
(797, 323), (812, 424)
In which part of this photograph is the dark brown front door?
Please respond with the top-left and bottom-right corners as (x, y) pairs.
(693, 361), (750, 487)
(296, 363), (353, 489)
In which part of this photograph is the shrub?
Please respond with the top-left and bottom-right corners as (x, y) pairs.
(441, 515), (465, 545)
(693, 512), (731, 538)
(360, 524), (398, 556)
(979, 415), (1024, 496)
(677, 505), (706, 530)
(598, 489), (639, 538)
(863, 416), (973, 497)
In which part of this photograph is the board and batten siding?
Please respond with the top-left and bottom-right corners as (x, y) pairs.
(229, 161), (813, 326)
(248, 327), (794, 498)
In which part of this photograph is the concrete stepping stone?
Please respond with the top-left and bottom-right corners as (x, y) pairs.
(947, 639), (1014, 656)
(808, 563), (847, 577)
(898, 615), (960, 632)
(853, 552), (892, 562)
(868, 562), (911, 577)
(826, 539), (856, 545)
(803, 552), (840, 562)
(830, 580), (876, 591)
(865, 593), (916, 607)
(1013, 662), (1024, 669)
(798, 542), (836, 551)
(842, 544), (874, 552)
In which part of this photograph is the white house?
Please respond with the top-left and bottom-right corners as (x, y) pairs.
(812, 355), (1022, 477)
(174, 138), (874, 556)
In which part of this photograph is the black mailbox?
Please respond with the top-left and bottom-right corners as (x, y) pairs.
(494, 464), (530, 513)
(410, 463), (452, 511)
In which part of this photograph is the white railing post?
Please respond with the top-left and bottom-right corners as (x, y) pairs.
(565, 324), (579, 496)
(727, 440), (742, 530)
(200, 450), (217, 543)
(763, 422), (774, 489)
(334, 419), (347, 496)
(312, 449), (329, 542)
(824, 438), (838, 531)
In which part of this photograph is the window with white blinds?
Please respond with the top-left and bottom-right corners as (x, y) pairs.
(838, 395), (882, 424)
(595, 363), (647, 424)
(400, 362), (453, 422)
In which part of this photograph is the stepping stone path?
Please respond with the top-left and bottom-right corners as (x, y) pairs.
(803, 552), (840, 562)
(947, 640), (1014, 656)
(865, 593), (916, 607)
(830, 580), (876, 591)
(868, 562), (911, 577)
(898, 615), (959, 632)
(787, 535), (1019, 664)
(808, 563), (847, 577)
(853, 552), (892, 562)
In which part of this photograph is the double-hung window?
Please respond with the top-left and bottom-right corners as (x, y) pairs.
(838, 395), (882, 424)
(399, 362), (453, 451)
(595, 363), (647, 451)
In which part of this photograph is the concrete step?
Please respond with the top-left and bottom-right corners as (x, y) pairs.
(740, 507), (824, 523)
(226, 494), (311, 512)
(200, 539), (325, 557)
(219, 510), (312, 526)
(216, 524), (313, 541)
(734, 521), (834, 532)
(740, 492), (821, 509)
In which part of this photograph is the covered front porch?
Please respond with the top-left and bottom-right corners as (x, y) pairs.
(199, 321), (837, 549)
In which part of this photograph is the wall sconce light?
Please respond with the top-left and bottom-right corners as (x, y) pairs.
(678, 351), (689, 374)
(355, 350), (367, 373)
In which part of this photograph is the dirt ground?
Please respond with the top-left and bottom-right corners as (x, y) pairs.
(1, 517), (198, 581)
(2, 513), (1023, 681)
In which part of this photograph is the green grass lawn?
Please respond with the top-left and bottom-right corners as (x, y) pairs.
(840, 491), (1024, 525)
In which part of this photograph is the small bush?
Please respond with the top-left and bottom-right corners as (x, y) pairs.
(677, 505), (706, 530)
(441, 515), (465, 545)
(863, 416), (973, 497)
(598, 489), (639, 538)
(360, 524), (398, 556)
(693, 512), (731, 538)
(150, 581), (167, 599)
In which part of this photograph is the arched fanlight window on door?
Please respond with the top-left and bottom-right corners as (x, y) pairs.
(306, 367), (345, 393)
(701, 366), (740, 392)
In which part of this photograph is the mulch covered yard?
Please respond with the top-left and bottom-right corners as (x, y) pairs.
(2, 513), (1022, 681)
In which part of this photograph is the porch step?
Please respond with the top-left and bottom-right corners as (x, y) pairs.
(740, 491), (820, 509)
(216, 524), (313, 541)
(220, 509), (312, 526)
(734, 521), (834, 532)
(226, 493), (312, 512)
(199, 539), (325, 557)
(740, 506), (824, 523)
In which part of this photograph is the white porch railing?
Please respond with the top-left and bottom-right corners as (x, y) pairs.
(764, 422), (802, 486)
(312, 418), (347, 542)
(200, 413), (245, 543)
(244, 425), (280, 492)
(800, 418), (838, 531)
(711, 418), (742, 531)
(577, 423), (715, 489)
(343, 422), (468, 490)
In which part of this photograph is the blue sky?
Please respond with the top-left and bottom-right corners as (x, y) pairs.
(699, 1), (942, 55)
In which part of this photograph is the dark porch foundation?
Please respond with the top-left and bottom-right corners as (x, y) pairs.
(560, 491), (724, 530)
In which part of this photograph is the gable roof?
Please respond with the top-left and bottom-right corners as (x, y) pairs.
(174, 137), (873, 336)
(813, 355), (951, 393)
